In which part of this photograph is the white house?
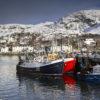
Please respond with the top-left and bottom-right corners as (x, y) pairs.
(12, 46), (34, 53)
(0, 47), (9, 53)
(0, 39), (6, 43)
(84, 38), (96, 46)
(52, 45), (72, 53)
(8, 37), (15, 43)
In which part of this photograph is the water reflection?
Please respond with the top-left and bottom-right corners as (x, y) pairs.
(17, 74), (81, 100)
(0, 56), (20, 100)
(78, 81), (100, 100)
(0, 56), (100, 100)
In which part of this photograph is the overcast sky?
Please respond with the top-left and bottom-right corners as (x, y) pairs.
(0, 0), (100, 24)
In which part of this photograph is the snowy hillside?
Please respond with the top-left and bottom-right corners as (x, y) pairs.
(58, 9), (100, 35)
(0, 9), (100, 37)
(84, 24), (100, 34)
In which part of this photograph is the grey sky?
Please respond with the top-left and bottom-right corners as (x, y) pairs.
(0, 0), (100, 24)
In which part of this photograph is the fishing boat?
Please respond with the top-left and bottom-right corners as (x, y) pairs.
(17, 57), (76, 76)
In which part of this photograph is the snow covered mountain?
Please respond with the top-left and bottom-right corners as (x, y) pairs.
(84, 24), (100, 34)
(58, 9), (100, 35)
(0, 9), (100, 37)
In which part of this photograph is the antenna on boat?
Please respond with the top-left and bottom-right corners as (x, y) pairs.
(60, 33), (63, 51)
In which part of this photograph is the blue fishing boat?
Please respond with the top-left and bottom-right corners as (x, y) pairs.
(17, 57), (76, 76)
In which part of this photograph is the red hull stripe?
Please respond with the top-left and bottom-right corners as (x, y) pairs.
(63, 59), (76, 73)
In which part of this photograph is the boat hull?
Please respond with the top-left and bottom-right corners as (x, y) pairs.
(17, 61), (64, 76)
(63, 58), (76, 73)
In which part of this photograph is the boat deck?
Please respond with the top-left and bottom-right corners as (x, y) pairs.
(19, 58), (75, 68)
(20, 59), (63, 68)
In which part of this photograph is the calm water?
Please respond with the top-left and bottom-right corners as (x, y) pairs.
(0, 56), (100, 100)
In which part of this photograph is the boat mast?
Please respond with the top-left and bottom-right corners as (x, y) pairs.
(60, 33), (63, 51)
